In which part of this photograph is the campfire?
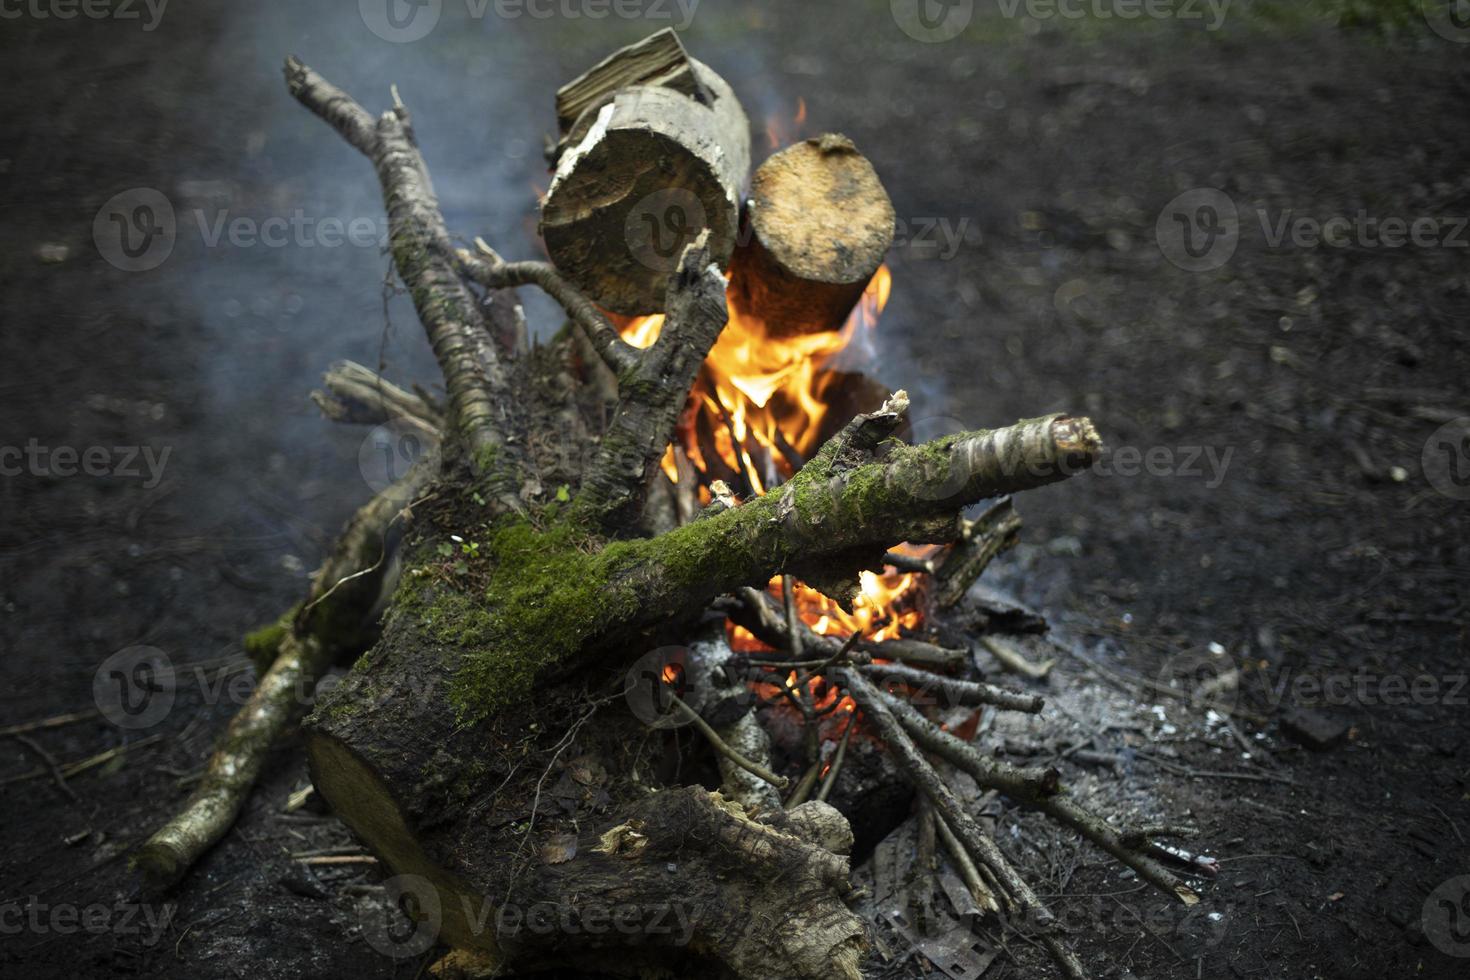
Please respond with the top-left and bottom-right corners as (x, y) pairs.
(615, 263), (931, 652)
(132, 28), (1211, 980)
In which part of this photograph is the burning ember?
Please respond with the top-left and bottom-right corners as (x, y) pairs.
(614, 265), (934, 648)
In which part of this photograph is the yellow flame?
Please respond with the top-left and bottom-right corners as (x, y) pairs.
(620, 266), (921, 645)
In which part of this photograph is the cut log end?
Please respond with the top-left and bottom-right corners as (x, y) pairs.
(540, 58), (750, 316)
(730, 133), (895, 337)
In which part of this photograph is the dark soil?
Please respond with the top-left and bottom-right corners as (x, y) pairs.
(2, 3), (1466, 979)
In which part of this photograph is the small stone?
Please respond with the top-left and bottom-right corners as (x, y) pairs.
(1280, 707), (1350, 751)
(279, 870), (330, 901)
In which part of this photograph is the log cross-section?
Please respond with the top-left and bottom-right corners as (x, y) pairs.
(729, 133), (895, 336)
(540, 33), (751, 316)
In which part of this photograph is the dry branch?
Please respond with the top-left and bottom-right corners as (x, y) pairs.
(284, 57), (521, 494)
(875, 682), (1200, 905)
(833, 669), (1087, 978)
(859, 660), (1044, 713)
(934, 496), (1022, 609)
(457, 249), (640, 376)
(134, 458), (435, 886)
(728, 585), (969, 671)
(311, 359), (443, 430)
(568, 231), (729, 527)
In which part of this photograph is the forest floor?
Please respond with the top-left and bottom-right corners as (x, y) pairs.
(1, 2), (1466, 978)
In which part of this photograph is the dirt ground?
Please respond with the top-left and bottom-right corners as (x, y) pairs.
(2, 2), (1466, 979)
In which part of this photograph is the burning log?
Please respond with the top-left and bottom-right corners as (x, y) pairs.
(729, 134), (895, 336)
(540, 28), (751, 316)
(133, 33), (1212, 980)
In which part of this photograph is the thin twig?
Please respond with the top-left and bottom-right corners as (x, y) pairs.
(11, 734), (80, 803)
(459, 249), (639, 376)
(875, 685), (1200, 904)
(860, 660), (1044, 713)
(815, 713), (856, 804)
(666, 691), (788, 791)
(935, 810), (1000, 914)
(0, 710), (101, 737)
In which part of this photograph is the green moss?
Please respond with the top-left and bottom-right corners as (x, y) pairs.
(385, 512), (628, 721)
(472, 442), (498, 475)
(244, 605), (299, 673)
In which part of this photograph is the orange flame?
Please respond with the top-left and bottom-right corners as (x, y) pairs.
(765, 96), (808, 151)
(619, 266), (931, 648)
(606, 97), (924, 654)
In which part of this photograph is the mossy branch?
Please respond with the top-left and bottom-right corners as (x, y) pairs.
(449, 405), (1101, 717)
